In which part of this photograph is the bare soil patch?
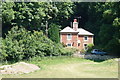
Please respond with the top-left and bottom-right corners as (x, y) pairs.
(0, 62), (40, 74)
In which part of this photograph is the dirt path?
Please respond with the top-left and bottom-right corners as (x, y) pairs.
(0, 62), (40, 74)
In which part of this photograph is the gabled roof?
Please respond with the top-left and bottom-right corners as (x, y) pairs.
(60, 26), (78, 33)
(77, 28), (94, 35)
(60, 26), (94, 35)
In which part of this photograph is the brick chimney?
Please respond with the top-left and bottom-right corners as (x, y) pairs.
(73, 19), (78, 31)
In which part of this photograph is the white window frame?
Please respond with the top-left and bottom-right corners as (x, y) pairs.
(67, 33), (72, 40)
(66, 43), (72, 47)
(84, 36), (88, 41)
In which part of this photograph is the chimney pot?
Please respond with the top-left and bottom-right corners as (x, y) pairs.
(73, 19), (78, 31)
(74, 19), (77, 22)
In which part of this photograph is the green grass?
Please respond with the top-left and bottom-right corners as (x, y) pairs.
(0, 56), (118, 78)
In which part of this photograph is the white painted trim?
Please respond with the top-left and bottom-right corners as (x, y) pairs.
(77, 40), (81, 43)
(67, 33), (72, 40)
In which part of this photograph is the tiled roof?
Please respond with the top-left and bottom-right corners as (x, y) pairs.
(60, 27), (94, 35)
(60, 26), (78, 33)
(77, 28), (94, 35)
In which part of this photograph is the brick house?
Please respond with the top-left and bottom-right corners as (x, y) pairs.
(60, 19), (94, 50)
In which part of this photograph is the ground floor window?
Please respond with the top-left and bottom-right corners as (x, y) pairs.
(78, 43), (80, 46)
(67, 43), (72, 47)
(84, 44), (88, 50)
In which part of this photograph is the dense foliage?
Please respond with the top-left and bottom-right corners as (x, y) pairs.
(74, 3), (120, 56)
(2, 2), (74, 37)
(1, 2), (120, 57)
(48, 23), (60, 43)
(0, 27), (77, 62)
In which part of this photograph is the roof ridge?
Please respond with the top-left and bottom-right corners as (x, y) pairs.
(60, 26), (93, 35)
(60, 26), (78, 33)
(77, 28), (94, 35)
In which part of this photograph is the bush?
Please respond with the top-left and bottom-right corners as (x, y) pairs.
(0, 38), (8, 62)
(1, 26), (54, 62)
(80, 49), (86, 54)
(61, 47), (78, 56)
(86, 44), (94, 53)
(1, 26), (77, 62)
(61, 42), (67, 47)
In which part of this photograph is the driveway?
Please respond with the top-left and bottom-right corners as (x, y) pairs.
(73, 52), (116, 60)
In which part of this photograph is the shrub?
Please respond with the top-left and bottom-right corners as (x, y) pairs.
(0, 27), (77, 62)
(80, 49), (86, 54)
(2, 27), (29, 61)
(61, 42), (67, 47)
(1, 26), (76, 62)
(1, 26), (53, 61)
(0, 38), (8, 62)
(86, 44), (94, 53)
(61, 47), (78, 56)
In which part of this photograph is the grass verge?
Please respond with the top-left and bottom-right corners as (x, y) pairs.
(0, 56), (118, 78)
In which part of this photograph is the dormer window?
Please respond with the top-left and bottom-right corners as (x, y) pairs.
(67, 34), (72, 40)
(84, 36), (88, 41)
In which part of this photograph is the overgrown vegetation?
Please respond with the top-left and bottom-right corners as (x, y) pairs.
(0, 27), (77, 62)
(1, 2), (120, 62)
(86, 44), (94, 53)
(74, 3), (120, 56)
(48, 23), (60, 43)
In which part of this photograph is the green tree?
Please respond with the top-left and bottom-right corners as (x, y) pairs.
(2, 2), (74, 36)
(48, 23), (60, 43)
(75, 2), (120, 56)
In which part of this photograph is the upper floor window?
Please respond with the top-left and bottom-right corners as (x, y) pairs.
(67, 34), (72, 40)
(84, 36), (88, 41)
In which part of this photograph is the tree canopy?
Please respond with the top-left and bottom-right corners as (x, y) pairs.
(2, 2), (120, 56)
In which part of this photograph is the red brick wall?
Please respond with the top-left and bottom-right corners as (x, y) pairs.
(72, 34), (78, 47)
(60, 33), (77, 47)
(77, 35), (93, 50)
(60, 33), (93, 50)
